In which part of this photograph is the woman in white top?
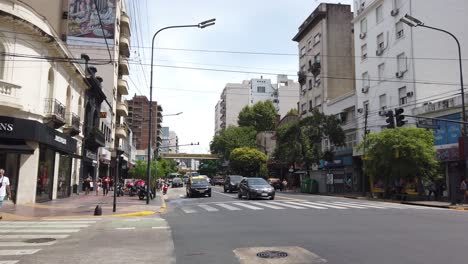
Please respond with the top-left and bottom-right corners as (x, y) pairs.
(0, 168), (12, 220)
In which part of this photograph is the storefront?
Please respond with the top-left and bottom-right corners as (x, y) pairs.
(0, 116), (77, 203)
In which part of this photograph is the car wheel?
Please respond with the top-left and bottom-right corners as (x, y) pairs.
(237, 192), (242, 199)
(208, 192), (212, 197)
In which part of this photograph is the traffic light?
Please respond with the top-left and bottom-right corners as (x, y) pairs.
(385, 110), (395, 129)
(395, 108), (406, 127)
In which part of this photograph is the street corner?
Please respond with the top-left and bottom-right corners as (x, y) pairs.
(233, 246), (327, 264)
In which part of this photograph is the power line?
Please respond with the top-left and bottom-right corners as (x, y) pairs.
(93, 0), (113, 63)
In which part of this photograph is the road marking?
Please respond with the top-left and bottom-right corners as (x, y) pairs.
(151, 226), (170, 229)
(197, 204), (219, 212)
(0, 249), (41, 256)
(250, 202), (285, 209)
(115, 227), (135, 230)
(0, 229), (80, 233)
(216, 203), (241, 211)
(0, 224), (90, 228)
(268, 201), (307, 209)
(232, 202), (263, 210)
(0, 241), (57, 247)
(303, 202), (348, 209)
(0, 221), (96, 225)
(181, 207), (197, 213)
(285, 201), (327, 209)
(0, 261), (19, 264)
(330, 202), (370, 209)
(0, 235), (70, 240)
(334, 201), (388, 209)
(41, 218), (102, 221)
(275, 195), (305, 201)
(212, 190), (237, 198)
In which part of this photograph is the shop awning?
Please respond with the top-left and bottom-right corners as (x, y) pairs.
(0, 140), (34, 154)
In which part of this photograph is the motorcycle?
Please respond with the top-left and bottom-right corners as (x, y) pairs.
(128, 185), (137, 197)
(163, 184), (168, 195)
(116, 183), (124, 197)
(138, 185), (154, 200)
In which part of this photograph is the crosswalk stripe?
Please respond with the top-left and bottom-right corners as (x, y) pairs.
(268, 201), (307, 209)
(181, 207), (197, 213)
(330, 202), (371, 209)
(0, 221), (96, 225)
(0, 261), (20, 264)
(0, 229), (80, 233)
(232, 202), (264, 210)
(250, 202), (285, 209)
(215, 203), (241, 211)
(0, 241), (57, 247)
(41, 218), (101, 221)
(285, 201), (327, 209)
(0, 235), (70, 240)
(332, 201), (388, 209)
(0, 249), (41, 256)
(197, 204), (219, 212)
(303, 202), (348, 209)
(0, 224), (90, 228)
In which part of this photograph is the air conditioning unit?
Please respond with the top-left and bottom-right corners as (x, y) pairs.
(359, 32), (366, 39)
(391, 8), (399, 16)
(357, 108), (364, 114)
(396, 71), (404, 78)
(407, 91), (414, 97)
(361, 86), (369, 93)
(378, 110), (387, 116)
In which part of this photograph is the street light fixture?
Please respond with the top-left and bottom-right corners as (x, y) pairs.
(401, 14), (466, 205)
(146, 19), (215, 204)
(163, 112), (183, 117)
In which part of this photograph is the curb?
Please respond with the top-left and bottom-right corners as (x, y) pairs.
(113, 211), (155, 217)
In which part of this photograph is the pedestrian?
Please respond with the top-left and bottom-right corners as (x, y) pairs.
(282, 179), (288, 191)
(84, 174), (92, 195)
(0, 168), (12, 220)
(96, 178), (101, 196)
(103, 175), (110, 196)
(460, 178), (467, 204)
(426, 180), (436, 201)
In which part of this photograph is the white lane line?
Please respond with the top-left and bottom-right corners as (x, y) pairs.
(0, 224), (89, 228)
(303, 202), (348, 209)
(0, 229), (79, 233)
(0, 235), (70, 240)
(0, 261), (20, 264)
(151, 226), (170, 229)
(268, 201), (307, 209)
(334, 201), (388, 209)
(0, 221), (96, 225)
(250, 202), (285, 209)
(212, 190), (237, 198)
(285, 201), (327, 209)
(0, 249), (41, 256)
(181, 207), (197, 214)
(232, 202), (264, 210)
(197, 204), (219, 212)
(0, 241), (57, 247)
(330, 202), (371, 209)
(115, 227), (135, 230)
(215, 203), (241, 211)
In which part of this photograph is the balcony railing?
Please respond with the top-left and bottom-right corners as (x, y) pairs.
(0, 80), (22, 109)
(44, 98), (66, 127)
(64, 112), (81, 136)
(297, 71), (307, 84)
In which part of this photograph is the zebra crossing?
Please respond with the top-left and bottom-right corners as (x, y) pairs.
(0, 218), (100, 263)
(179, 200), (441, 214)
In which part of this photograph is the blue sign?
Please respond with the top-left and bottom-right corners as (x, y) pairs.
(433, 113), (461, 145)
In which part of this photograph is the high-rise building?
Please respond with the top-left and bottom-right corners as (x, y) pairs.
(169, 131), (179, 154)
(160, 127), (170, 154)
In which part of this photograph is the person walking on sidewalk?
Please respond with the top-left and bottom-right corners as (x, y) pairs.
(460, 179), (468, 204)
(103, 175), (111, 196)
(282, 179), (288, 192)
(84, 175), (92, 195)
(0, 168), (12, 220)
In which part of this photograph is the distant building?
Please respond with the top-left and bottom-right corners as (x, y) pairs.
(169, 131), (179, 154)
(160, 127), (170, 154)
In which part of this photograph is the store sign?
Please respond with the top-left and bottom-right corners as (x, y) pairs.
(54, 135), (67, 145)
(86, 150), (97, 160)
(0, 122), (13, 132)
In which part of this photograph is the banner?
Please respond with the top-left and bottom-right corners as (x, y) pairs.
(67, 0), (116, 46)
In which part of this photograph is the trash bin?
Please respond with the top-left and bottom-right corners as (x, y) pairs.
(310, 179), (319, 194)
(301, 179), (311, 193)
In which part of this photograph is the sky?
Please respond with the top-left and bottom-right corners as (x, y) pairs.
(126, 0), (352, 154)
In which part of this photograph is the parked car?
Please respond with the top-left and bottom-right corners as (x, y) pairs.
(238, 177), (275, 200)
(172, 177), (183, 188)
(213, 176), (225, 186)
(223, 175), (244, 193)
(183, 175), (189, 184)
(267, 178), (281, 190)
(186, 176), (212, 198)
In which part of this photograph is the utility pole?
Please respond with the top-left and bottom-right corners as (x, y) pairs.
(362, 108), (369, 196)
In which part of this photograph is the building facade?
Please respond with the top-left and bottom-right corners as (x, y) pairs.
(168, 131), (179, 154)
(160, 126), (170, 154)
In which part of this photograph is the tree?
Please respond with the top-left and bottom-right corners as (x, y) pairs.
(128, 158), (177, 181)
(229, 147), (267, 177)
(356, 127), (439, 193)
(274, 109), (345, 174)
(287, 108), (299, 116)
(210, 126), (257, 159)
(128, 160), (146, 179)
(198, 159), (219, 177)
(238, 100), (277, 131)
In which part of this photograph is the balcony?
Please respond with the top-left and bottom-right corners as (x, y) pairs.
(309, 62), (321, 76)
(119, 56), (130, 76)
(116, 101), (128, 117)
(44, 98), (66, 128)
(157, 122), (162, 128)
(0, 80), (22, 110)
(116, 124), (128, 139)
(117, 79), (129, 95)
(120, 12), (131, 37)
(119, 33), (130, 58)
(297, 71), (307, 84)
(63, 113), (81, 136)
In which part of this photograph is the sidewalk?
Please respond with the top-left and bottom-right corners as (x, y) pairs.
(0, 191), (164, 220)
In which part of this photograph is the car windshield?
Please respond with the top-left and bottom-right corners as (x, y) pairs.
(247, 178), (268, 185)
(173, 178), (181, 182)
(192, 179), (208, 185)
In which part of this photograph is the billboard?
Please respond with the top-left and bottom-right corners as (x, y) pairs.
(67, 0), (116, 45)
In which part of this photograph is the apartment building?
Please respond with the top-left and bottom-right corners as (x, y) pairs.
(169, 131), (179, 154)
(160, 127), (170, 154)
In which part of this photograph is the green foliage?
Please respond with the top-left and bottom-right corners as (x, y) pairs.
(128, 158), (177, 182)
(287, 108), (299, 116)
(198, 159), (219, 177)
(128, 160), (146, 179)
(274, 109), (345, 172)
(210, 126), (257, 159)
(229, 147), (268, 177)
(237, 100), (277, 131)
(356, 127), (439, 185)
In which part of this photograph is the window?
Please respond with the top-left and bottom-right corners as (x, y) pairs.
(396, 21), (404, 39)
(314, 96), (321, 107)
(378, 63), (385, 81)
(300, 47), (306, 57)
(314, 74), (321, 86)
(345, 132), (357, 149)
(362, 72), (369, 88)
(47, 68), (54, 98)
(379, 94), (387, 110)
(397, 53), (407, 72)
(301, 103), (307, 113)
(314, 33), (321, 45)
(363, 100), (369, 112)
(360, 18), (367, 34)
(0, 43), (5, 79)
(377, 33), (385, 50)
(399, 87), (407, 105)
(376, 5), (383, 24)
(257, 86), (265, 93)
(308, 38), (313, 50)
(300, 65), (306, 72)
(314, 53), (321, 63)
(309, 100), (313, 111)
(308, 79), (313, 90)
(361, 44), (367, 60)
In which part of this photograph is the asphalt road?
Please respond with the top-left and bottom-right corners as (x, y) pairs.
(162, 185), (468, 264)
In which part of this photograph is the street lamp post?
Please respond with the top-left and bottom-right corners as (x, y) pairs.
(400, 14), (466, 205)
(146, 19), (215, 204)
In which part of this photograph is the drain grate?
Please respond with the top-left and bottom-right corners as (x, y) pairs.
(256, 250), (288, 259)
(24, 238), (56, 243)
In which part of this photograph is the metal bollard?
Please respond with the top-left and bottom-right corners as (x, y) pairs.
(94, 205), (102, 216)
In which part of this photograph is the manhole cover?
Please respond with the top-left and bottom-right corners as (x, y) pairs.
(24, 238), (56, 243)
(256, 250), (288, 259)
